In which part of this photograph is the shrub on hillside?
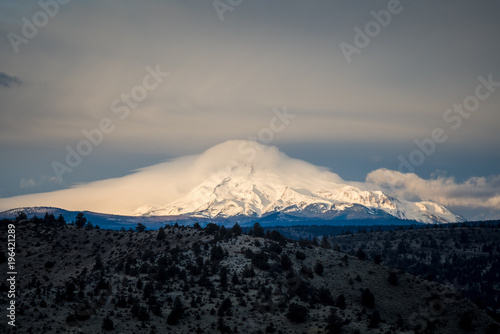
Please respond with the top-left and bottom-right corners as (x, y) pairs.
(286, 303), (308, 323)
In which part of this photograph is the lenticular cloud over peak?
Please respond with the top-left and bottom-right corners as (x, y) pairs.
(0, 140), (497, 222)
(193, 140), (335, 178)
(0, 140), (339, 215)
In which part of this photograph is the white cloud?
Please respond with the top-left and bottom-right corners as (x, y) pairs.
(19, 178), (36, 188)
(19, 175), (62, 189)
(366, 168), (500, 211)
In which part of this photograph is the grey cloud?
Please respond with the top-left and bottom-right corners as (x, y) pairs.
(0, 72), (22, 88)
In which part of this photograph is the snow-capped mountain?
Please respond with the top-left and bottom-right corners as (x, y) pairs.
(0, 140), (464, 224)
(134, 141), (463, 224)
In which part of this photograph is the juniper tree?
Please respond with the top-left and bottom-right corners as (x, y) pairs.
(75, 212), (87, 228)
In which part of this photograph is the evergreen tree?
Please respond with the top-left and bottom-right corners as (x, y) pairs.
(217, 297), (232, 317)
(356, 248), (367, 261)
(321, 236), (331, 249)
(251, 222), (265, 238)
(281, 254), (292, 270)
(204, 223), (220, 235)
(16, 211), (27, 221)
(295, 250), (306, 260)
(210, 245), (225, 262)
(286, 303), (308, 323)
(361, 288), (375, 308)
(135, 223), (146, 232)
(368, 310), (381, 328)
(157, 227), (166, 240)
(231, 223), (242, 237)
(217, 317), (231, 333)
(102, 315), (114, 330)
(43, 212), (56, 224)
(314, 262), (324, 276)
(458, 311), (473, 331)
(75, 212), (87, 228)
(388, 272), (399, 286)
(252, 252), (270, 270)
(93, 255), (103, 271)
(336, 294), (346, 309)
(325, 308), (344, 334)
(137, 307), (150, 321)
(56, 214), (66, 226)
(167, 296), (184, 325)
(231, 272), (240, 285)
(219, 266), (228, 289)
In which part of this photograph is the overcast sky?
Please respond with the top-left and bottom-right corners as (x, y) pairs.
(1, 0), (499, 220)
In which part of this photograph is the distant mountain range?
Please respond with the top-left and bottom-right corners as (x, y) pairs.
(0, 205), (414, 230)
(0, 140), (465, 225)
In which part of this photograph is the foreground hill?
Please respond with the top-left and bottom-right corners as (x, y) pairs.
(327, 223), (500, 321)
(0, 218), (498, 334)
